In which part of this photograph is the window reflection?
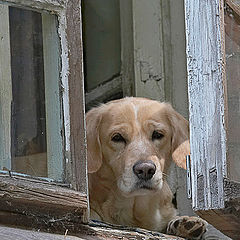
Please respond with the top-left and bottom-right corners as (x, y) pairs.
(9, 7), (47, 177)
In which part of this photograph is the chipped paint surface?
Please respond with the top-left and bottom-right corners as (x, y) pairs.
(132, 0), (165, 101)
(57, 9), (71, 153)
(185, 0), (227, 210)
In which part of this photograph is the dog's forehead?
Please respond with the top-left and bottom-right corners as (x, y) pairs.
(102, 98), (169, 124)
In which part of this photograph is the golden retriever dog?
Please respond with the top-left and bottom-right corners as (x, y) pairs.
(86, 97), (207, 239)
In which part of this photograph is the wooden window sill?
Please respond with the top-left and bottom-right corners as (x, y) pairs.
(0, 222), (183, 240)
(0, 173), (88, 225)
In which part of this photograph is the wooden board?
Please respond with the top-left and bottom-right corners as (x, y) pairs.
(185, 0), (227, 210)
(119, 0), (135, 97)
(0, 222), (182, 240)
(0, 173), (88, 226)
(65, 0), (88, 200)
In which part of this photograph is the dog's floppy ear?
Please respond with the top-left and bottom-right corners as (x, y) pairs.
(167, 104), (190, 169)
(86, 107), (103, 173)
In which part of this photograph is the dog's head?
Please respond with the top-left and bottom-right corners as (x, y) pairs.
(86, 97), (190, 197)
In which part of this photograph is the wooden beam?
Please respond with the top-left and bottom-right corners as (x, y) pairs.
(185, 0), (227, 210)
(65, 0), (88, 213)
(0, 173), (87, 213)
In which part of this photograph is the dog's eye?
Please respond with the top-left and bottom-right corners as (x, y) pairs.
(152, 131), (164, 141)
(111, 133), (126, 143)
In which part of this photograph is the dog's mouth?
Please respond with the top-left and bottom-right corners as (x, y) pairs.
(125, 180), (159, 196)
(118, 174), (163, 197)
(136, 181), (154, 190)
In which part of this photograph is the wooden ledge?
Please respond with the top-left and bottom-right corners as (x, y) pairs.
(0, 222), (183, 240)
(0, 174), (88, 224)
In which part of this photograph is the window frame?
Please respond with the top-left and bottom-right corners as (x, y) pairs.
(184, 0), (240, 238)
(0, 0), (88, 227)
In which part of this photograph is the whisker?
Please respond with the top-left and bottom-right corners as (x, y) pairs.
(162, 172), (169, 178)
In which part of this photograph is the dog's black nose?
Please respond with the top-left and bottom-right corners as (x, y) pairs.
(133, 161), (156, 180)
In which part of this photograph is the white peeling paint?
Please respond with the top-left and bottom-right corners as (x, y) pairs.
(57, 10), (70, 153)
(184, 0), (226, 210)
(132, 0), (165, 101)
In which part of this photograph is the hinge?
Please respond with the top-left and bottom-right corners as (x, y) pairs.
(186, 155), (192, 199)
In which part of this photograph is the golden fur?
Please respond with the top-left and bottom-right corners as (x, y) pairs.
(86, 97), (190, 232)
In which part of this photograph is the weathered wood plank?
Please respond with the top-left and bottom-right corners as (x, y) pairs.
(87, 220), (183, 240)
(0, 0), (65, 12)
(65, 0), (88, 210)
(42, 13), (64, 181)
(132, 0), (165, 101)
(0, 5), (12, 171)
(0, 174), (87, 222)
(185, 0), (227, 210)
(119, 0), (135, 97)
(0, 222), (182, 240)
(0, 170), (69, 186)
(0, 224), (83, 240)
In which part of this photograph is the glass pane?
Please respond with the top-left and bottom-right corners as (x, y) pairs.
(9, 7), (47, 177)
(0, 6), (63, 180)
(225, 3), (240, 182)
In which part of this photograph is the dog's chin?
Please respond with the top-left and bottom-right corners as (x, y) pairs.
(130, 187), (157, 197)
(119, 180), (163, 198)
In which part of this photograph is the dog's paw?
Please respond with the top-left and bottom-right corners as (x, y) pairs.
(166, 216), (207, 239)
